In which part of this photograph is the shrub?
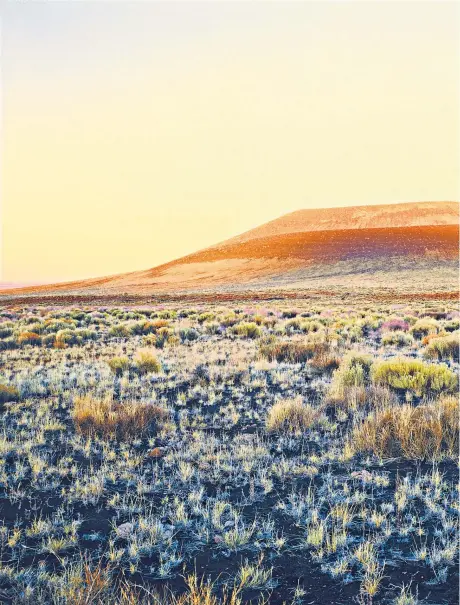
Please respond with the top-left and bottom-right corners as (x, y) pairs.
(424, 333), (459, 362)
(73, 395), (168, 440)
(42, 333), (57, 348)
(444, 319), (460, 332)
(17, 331), (41, 346)
(352, 396), (458, 459)
(0, 327), (13, 339)
(232, 322), (261, 339)
(301, 320), (322, 334)
(381, 331), (414, 347)
(157, 310), (176, 320)
(309, 352), (340, 373)
(259, 339), (323, 363)
(55, 329), (78, 346)
(329, 352), (374, 400)
(179, 328), (199, 343)
(266, 397), (318, 434)
(327, 384), (396, 412)
(142, 319), (169, 333)
(371, 358), (458, 397)
(281, 310), (298, 319)
(410, 319), (439, 339)
(108, 324), (130, 338)
(107, 356), (130, 376)
(381, 319), (409, 332)
(220, 313), (238, 327)
(197, 312), (215, 324)
(133, 350), (161, 375)
(0, 338), (16, 351)
(0, 383), (19, 405)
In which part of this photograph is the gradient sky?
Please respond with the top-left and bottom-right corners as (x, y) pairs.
(2, 1), (459, 283)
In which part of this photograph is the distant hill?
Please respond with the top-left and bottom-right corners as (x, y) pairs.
(1, 201), (458, 298)
(218, 201), (459, 245)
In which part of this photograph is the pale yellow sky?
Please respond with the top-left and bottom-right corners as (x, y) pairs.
(2, 1), (459, 283)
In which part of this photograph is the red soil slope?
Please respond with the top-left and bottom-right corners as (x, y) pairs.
(2, 202), (458, 297)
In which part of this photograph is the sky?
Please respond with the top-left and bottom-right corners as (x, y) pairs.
(1, 1), (459, 284)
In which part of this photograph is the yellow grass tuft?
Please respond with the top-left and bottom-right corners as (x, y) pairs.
(73, 395), (168, 440)
(352, 396), (458, 460)
(266, 396), (318, 434)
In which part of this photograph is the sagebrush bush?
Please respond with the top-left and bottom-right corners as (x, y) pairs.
(73, 395), (168, 440)
(179, 328), (199, 343)
(266, 397), (318, 434)
(352, 396), (458, 459)
(371, 358), (458, 397)
(232, 322), (261, 339)
(410, 318), (439, 339)
(381, 331), (414, 347)
(133, 350), (161, 375)
(329, 352), (374, 400)
(107, 356), (130, 376)
(108, 324), (130, 338)
(423, 333), (459, 362)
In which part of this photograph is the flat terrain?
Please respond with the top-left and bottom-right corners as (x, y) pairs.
(0, 299), (458, 604)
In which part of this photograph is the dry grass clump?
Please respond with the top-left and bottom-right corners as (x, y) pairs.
(423, 333), (459, 362)
(17, 331), (41, 346)
(266, 396), (318, 434)
(259, 339), (324, 363)
(133, 350), (161, 375)
(352, 396), (458, 460)
(73, 395), (168, 440)
(327, 384), (396, 412)
(371, 358), (458, 397)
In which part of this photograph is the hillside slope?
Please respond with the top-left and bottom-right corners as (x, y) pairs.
(217, 201), (459, 247)
(1, 201), (458, 297)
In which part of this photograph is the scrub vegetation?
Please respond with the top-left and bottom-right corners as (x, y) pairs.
(0, 301), (458, 604)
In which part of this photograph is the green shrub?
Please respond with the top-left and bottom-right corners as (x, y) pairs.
(444, 319), (460, 332)
(0, 326), (13, 339)
(179, 328), (199, 343)
(108, 357), (130, 376)
(371, 358), (458, 397)
(410, 319), (439, 339)
(0, 339), (16, 351)
(381, 331), (414, 347)
(197, 312), (215, 324)
(220, 313), (238, 327)
(232, 322), (261, 339)
(329, 352), (373, 400)
(423, 333), (459, 362)
(143, 327), (173, 349)
(108, 324), (130, 338)
(42, 334), (57, 348)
